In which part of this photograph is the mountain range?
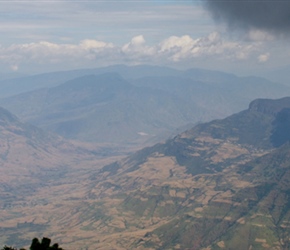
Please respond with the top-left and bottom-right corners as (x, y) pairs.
(1, 96), (290, 249)
(76, 96), (290, 249)
(0, 65), (290, 148)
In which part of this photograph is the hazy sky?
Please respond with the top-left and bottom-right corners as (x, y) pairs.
(1, 0), (290, 76)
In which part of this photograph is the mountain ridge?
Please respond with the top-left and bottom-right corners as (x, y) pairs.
(1, 68), (290, 147)
(81, 96), (290, 249)
(0, 73), (203, 145)
(1, 86), (290, 248)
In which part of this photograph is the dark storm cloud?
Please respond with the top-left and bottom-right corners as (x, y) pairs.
(204, 0), (290, 34)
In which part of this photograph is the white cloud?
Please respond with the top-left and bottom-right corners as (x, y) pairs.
(121, 35), (156, 61)
(0, 33), (267, 73)
(247, 29), (274, 42)
(10, 65), (18, 71)
(159, 35), (198, 61)
(80, 40), (114, 50)
(160, 35), (197, 52)
(122, 35), (146, 52)
(158, 32), (258, 61)
(130, 35), (146, 46)
(258, 53), (270, 63)
(0, 40), (115, 66)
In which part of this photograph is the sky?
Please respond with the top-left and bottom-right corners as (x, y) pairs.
(1, 0), (290, 76)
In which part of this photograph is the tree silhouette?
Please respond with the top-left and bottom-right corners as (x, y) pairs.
(30, 238), (62, 250)
(1, 237), (63, 250)
(30, 238), (40, 250)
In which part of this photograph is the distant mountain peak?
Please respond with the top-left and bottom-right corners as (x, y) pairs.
(249, 96), (290, 115)
(56, 72), (131, 92)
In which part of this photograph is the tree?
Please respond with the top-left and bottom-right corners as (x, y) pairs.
(30, 238), (62, 250)
(30, 238), (40, 250)
(2, 237), (63, 250)
(39, 238), (50, 250)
